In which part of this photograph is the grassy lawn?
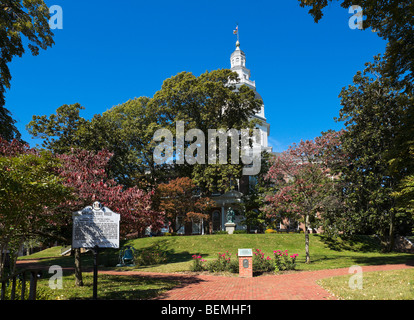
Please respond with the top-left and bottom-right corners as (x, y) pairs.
(12, 233), (414, 300)
(2, 271), (179, 300)
(318, 268), (414, 300)
(18, 233), (414, 273)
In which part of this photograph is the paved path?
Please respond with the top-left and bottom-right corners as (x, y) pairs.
(17, 260), (414, 300)
(102, 263), (413, 300)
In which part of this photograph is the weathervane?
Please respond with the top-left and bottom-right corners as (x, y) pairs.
(233, 23), (239, 44)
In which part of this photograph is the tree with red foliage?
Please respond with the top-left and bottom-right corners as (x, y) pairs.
(262, 130), (345, 263)
(55, 149), (165, 238)
(55, 149), (164, 286)
(155, 177), (211, 234)
(0, 138), (164, 283)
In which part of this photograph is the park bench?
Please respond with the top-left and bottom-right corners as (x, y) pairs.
(116, 246), (136, 267)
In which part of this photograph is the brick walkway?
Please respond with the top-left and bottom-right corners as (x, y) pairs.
(101, 263), (414, 300)
(17, 260), (414, 300)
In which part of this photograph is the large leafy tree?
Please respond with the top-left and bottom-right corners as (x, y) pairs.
(27, 69), (263, 193)
(241, 151), (275, 232)
(154, 177), (211, 233)
(263, 130), (344, 263)
(27, 103), (87, 153)
(27, 99), (169, 189)
(55, 149), (164, 239)
(51, 148), (164, 286)
(0, 137), (70, 277)
(0, 107), (20, 141)
(336, 56), (413, 250)
(298, 0), (414, 89)
(0, 0), (54, 140)
(151, 69), (262, 193)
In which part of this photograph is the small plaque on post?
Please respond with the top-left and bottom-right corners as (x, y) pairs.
(238, 248), (253, 257)
(238, 248), (253, 278)
(72, 202), (120, 249)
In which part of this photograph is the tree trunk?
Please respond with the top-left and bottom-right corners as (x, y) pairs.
(388, 211), (395, 252)
(304, 214), (310, 264)
(74, 248), (83, 286)
(0, 243), (7, 279)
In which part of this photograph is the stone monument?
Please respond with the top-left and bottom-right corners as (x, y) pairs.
(238, 248), (253, 277)
(224, 207), (236, 234)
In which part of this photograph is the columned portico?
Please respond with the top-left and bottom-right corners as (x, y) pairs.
(212, 190), (244, 231)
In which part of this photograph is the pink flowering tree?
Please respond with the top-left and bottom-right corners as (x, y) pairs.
(262, 130), (345, 264)
(52, 149), (165, 286)
(56, 149), (165, 238)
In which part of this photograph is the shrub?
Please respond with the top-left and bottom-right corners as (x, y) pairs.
(190, 254), (206, 272)
(164, 232), (176, 236)
(213, 230), (228, 235)
(273, 249), (298, 271)
(135, 245), (167, 266)
(205, 251), (234, 273)
(233, 230), (247, 234)
(252, 248), (273, 272)
(227, 260), (239, 273)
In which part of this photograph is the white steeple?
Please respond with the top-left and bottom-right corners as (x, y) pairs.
(229, 38), (272, 153)
(230, 40), (255, 88)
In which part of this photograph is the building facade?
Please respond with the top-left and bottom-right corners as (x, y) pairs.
(177, 39), (274, 235)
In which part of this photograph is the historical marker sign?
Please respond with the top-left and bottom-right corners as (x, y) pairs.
(238, 248), (253, 278)
(238, 248), (252, 257)
(72, 202), (120, 249)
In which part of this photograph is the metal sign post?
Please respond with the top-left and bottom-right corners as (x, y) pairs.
(92, 245), (99, 300)
(72, 202), (120, 300)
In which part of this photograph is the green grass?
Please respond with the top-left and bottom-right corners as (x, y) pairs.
(18, 233), (414, 273)
(2, 271), (179, 300)
(118, 233), (414, 272)
(318, 268), (414, 300)
(11, 233), (414, 301)
(14, 233), (414, 300)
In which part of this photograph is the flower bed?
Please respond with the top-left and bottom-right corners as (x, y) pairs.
(190, 248), (299, 274)
(273, 249), (298, 271)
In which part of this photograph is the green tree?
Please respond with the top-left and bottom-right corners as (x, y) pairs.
(0, 106), (20, 141)
(27, 103), (87, 153)
(297, 0), (414, 89)
(241, 151), (274, 232)
(27, 99), (167, 189)
(336, 55), (413, 250)
(0, 0), (54, 140)
(0, 138), (70, 277)
(27, 69), (263, 193)
(151, 69), (262, 193)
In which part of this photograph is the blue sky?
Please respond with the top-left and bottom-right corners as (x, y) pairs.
(5, 0), (387, 152)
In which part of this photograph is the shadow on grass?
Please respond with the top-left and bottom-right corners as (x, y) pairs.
(34, 270), (205, 300)
(293, 253), (414, 271)
(316, 234), (382, 253)
(125, 238), (213, 266)
(351, 255), (414, 267)
(72, 273), (204, 300)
